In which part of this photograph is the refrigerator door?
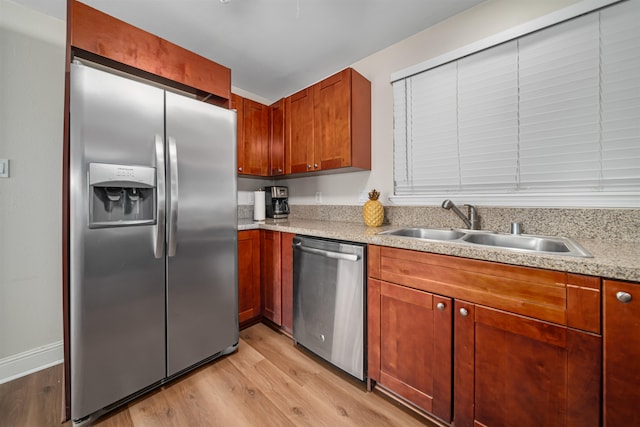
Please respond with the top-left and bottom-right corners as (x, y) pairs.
(69, 63), (166, 420)
(165, 91), (239, 376)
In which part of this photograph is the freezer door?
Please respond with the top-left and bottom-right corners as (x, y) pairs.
(165, 92), (239, 376)
(69, 64), (166, 420)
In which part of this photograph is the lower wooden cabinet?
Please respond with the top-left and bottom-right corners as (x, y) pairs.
(603, 279), (640, 427)
(238, 230), (294, 331)
(367, 245), (602, 427)
(261, 230), (282, 324)
(454, 302), (601, 427)
(280, 232), (295, 333)
(368, 279), (452, 422)
(237, 230), (260, 325)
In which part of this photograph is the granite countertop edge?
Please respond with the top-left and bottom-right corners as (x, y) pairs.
(238, 219), (640, 283)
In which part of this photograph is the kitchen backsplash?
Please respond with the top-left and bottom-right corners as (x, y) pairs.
(239, 203), (640, 243)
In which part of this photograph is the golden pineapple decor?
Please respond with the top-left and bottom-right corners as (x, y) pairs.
(363, 189), (384, 227)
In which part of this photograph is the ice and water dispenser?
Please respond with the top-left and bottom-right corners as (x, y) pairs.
(88, 163), (156, 227)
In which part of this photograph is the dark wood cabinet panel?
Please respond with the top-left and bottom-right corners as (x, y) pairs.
(69, 1), (230, 105)
(261, 230), (282, 325)
(454, 302), (600, 427)
(231, 94), (244, 175)
(240, 98), (269, 176)
(603, 279), (640, 427)
(285, 68), (370, 175)
(368, 245), (602, 427)
(238, 230), (261, 326)
(233, 68), (370, 178)
(280, 232), (295, 334)
(269, 99), (286, 176)
(369, 279), (453, 422)
(285, 87), (315, 174)
(313, 69), (351, 170)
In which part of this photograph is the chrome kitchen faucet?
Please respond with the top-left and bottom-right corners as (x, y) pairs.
(441, 199), (480, 230)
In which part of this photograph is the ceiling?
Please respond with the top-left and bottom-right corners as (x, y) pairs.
(10, 0), (485, 101)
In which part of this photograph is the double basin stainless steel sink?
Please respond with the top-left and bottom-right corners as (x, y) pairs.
(377, 227), (592, 257)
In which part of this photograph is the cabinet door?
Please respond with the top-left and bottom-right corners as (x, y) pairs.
(237, 230), (260, 325)
(261, 230), (282, 324)
(313, 68), (351, 170)
(368, 279), (453, 422)
(454, 302), (601, 427)
(242, 99), (269, 176)
(604, 279), (640, 427)
(231, 94), (244, 174)
(285, 88), (314, 174)
(280, 232), (295, 334)
(269, 99), (285, 176)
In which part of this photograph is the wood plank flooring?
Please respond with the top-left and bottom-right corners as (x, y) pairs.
(0, 323), (437, 426)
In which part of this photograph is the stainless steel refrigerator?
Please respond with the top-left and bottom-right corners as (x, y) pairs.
(69, 62), (238, 424)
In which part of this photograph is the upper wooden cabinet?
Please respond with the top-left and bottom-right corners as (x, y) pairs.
(234, 68), (370, 177)
(233, 94), (269, 176)
(286, 87), (315, 173)
(233, 94), (285, 177)
(68, 1), (230, 106)
(269, 99), (286, 176)
(603, 279), (640, 427)
(286, 68), (371, 175)
(242, 99), (269, 176)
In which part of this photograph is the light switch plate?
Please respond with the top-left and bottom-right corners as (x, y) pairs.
(0, 159), (8, 178)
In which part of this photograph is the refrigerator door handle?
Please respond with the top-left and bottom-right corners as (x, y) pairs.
(153, 134), (166, 259)
(167, 136), (179, 257)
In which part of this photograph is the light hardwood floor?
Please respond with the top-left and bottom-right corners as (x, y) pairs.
(0, 323), (436, 426)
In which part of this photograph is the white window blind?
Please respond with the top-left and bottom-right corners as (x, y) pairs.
(392, 0), (640, 206)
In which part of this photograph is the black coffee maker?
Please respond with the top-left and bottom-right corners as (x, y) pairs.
(265, 186), (290, 219)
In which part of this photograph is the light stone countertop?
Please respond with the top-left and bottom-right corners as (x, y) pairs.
(238, 218), (640, 282)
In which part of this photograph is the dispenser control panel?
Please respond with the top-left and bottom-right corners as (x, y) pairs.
(89, 163), (155, 188)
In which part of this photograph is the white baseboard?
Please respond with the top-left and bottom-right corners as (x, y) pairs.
(0, 341), (64, 384)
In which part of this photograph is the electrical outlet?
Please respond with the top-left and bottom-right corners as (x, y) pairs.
(358, 191), (368, 203)
(315, 192), (322, 203)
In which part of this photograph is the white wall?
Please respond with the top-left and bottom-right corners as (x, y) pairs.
(283, 0), (583, 206)
(0, 0), (584, 381)
(0, 0), (66, 381)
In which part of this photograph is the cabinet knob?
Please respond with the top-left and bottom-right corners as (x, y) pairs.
(436, 302), (446, 311)
(314, 163), (319, 168)
(277, 168), (283, 173)
(459, 308), (469, 317)
(307, 164), (311, 169)
(616, 291), (632, 303)
(238, 167), (243, 172)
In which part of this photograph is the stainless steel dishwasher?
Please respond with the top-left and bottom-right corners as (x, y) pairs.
(292, 235), (366, 381)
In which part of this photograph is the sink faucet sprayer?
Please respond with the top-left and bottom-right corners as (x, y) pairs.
(441, 199), (480, 230)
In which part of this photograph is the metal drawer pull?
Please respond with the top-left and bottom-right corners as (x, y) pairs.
(436, 302), (446, 311)
(616, 291), (632, 303)
(459, 308), (469, 317)
(295, 243), (359, 262)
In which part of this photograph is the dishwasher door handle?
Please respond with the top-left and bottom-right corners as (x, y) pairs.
(294, 243), (360, 262)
